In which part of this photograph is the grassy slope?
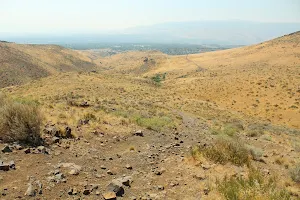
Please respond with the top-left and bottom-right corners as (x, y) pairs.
(0, 42), (97, 88)
(0, 32), (300, 199)
(88, 32), (300, 128)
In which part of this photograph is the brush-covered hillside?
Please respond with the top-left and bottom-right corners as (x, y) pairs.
(0, 32), (299, 199)
(0, 42), (97, 88)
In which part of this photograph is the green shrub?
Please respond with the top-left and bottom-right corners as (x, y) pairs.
(217, 168), (290, 200)
(135, 116), (173, 131)
(151, 74), (163, 86)
(0, 94), (43, 146)
(199, 136), (249, 166)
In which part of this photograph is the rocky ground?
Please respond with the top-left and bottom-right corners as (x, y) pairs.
(1, 106), (300, 199)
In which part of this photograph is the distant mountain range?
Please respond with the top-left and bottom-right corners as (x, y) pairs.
(1, 20), (300, 45)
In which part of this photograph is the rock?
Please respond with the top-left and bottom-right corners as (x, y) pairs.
(201, 164), (211, 170)
(37, 146), (47, 154)
(203, 187), (210, 195)
(103, 191), (117, 200)
(52, 137), (60, 143)
(1, 188), (7, 196)
(107, 180), (125, 196)
(107, 170), (115, 175)
(157, 185), (164, 190)
(117, 176), (132, 187)
(68, 187), (79, 195)
(14, 144), (23, 150)
(125, 164), (132, 170)
(9, 161), (15, 170)
(67, 188), (74, 195)
(59, 163), (82, 175)
(65, 126), (72, 138)
(36, 180), (43, 194)
(133, 130), (144, 137)
(155, 167), (166, 175)
(25, 183), (36, 197)
(79, 101), (90, 107)
(83, 189), (91, 195)
(95, 173), (106, 178)
(169, 182), (179, 187)
(0, 162), (10, 171)
(48, 172), (66, 183)
(24, 148), (31, 154)
(100, 165), (107, 170)
(2, 146), (12, 153)
(55, 173), (65, 180)
(69, 168), (80, 175)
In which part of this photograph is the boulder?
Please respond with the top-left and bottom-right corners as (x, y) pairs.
(107, 179), (124, 196)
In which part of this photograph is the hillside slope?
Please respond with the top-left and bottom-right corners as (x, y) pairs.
(0, 42), (96, 88)
(90, 32), (300, 128)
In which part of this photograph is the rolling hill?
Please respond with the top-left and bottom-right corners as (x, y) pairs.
(0, 32), (300, 199)
(0, 42), (96, 88)
(87, 31), (300, 128)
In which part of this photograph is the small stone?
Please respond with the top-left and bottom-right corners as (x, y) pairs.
(201, 164), (211, 170)
(155, 167), (166, 175)
(107, 170), (115, 175)
(157, 185), (164, 190)
(14, 144), (23, 150)
(69, 168), (80, 175)
(9, 161), (15, 170)
(2, 146), (12, 153)
(37, 146), (47, 154)
(100, 165), (107, 170)
(203, 187), (210, 195)
(52, 137), (60, 143)
(134, 130), (144, 137)
(36, 180), (42, 194)
(83, 189), (90, 195)
(24, 148), (31, 154)
(103, 191), (117, 200)
(125, 164), (132, 170)
(169, 182), (179, 187)
(67, 188), (73, 195)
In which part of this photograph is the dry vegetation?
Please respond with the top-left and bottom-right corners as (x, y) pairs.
(0, 93), (43, 146)
(0, 32), (299, 199)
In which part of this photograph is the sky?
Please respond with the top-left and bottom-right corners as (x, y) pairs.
(0, 0), (300, 34)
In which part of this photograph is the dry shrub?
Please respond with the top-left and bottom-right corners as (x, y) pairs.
(290, 164), (300, 183)
(217, 167), (290, 200)
(0, 94), (43, 146)
(200, 136), (250, 166)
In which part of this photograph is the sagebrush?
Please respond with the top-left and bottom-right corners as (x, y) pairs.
(0, 94), (43, 146)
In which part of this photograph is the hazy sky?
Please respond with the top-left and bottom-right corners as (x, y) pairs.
(1, 0), (300, 33)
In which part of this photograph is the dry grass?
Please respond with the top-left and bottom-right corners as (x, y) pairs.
(217, 167), (291, 200)
(0, 93), (43, 146)
(290, 164), (300, 183)
(194, 136), (250, 166)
